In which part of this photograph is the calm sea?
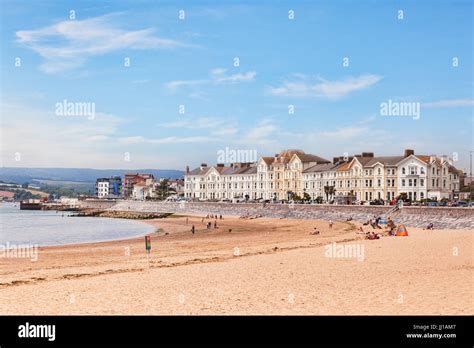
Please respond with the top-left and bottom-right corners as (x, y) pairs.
(0, 203), (155, 246)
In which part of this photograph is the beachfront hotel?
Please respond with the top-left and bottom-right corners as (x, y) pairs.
(184, 149), (463, 203)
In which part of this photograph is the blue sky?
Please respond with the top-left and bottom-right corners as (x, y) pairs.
(1, 0), (472, 171)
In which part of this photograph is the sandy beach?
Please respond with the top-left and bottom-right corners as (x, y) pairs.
(0, 215), (472, 315)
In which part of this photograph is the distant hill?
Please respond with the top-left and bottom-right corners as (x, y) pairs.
(0, 167), (184, 188)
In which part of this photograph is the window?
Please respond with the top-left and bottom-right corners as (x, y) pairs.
(420, 179), (424, 187)
(402, 167), (406, 174)
(402, 179), (405, 187)
(409, 179), (412, 187)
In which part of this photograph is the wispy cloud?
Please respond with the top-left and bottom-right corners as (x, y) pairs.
(210, 68), (256, 83)
(160, 117), (226, 129)
(422, 99), (474, 108)
(268, 74), (382, 99)
(319, 126), (368, 139)
(118, 135), (213, 145)
(16, 13), (191, 73)
(165, 68), (256, 92)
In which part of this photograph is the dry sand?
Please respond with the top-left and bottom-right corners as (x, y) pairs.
(0, 215), (472, 315)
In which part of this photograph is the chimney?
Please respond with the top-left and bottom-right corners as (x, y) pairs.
(404, 149), (414, 158)
(361, 152), (374, 158)
(200, 163), (207, 170)
(217, 163), (224, 167)
(186, 166), (189, 174)
(333, 157), (339, 164)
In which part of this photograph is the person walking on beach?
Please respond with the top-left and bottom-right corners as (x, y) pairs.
(214, 221), (217, 229)
(191, 225), (195, 235)
(329, 220), (333, 229)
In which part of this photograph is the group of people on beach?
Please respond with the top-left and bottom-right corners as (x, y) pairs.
(190, 214), (224, 235)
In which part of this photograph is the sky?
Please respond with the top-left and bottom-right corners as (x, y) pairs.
(0, 0), (473, 172)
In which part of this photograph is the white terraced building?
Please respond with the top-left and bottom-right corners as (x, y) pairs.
(184, 149), (462, 203)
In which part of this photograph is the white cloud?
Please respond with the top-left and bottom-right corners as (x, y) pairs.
(165, 68), (256, 92)
(211, 68), (256, 83)
(160, 117), (228, 129)
(118, 135), (213, 145)
(319, 126), (368, 139)
(16, 14), (190, 73)
(241, 118), (279, 145)
(422, 99), (474, 108)
(268, 74), (382, 99)
(164, 79), (208, 91)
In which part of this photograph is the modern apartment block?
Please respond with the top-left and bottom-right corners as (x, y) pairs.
(184, 149), (463, 203)
(95, 176), (122, 198)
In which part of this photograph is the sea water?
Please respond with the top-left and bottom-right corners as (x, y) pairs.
(0, 203), (154, 246)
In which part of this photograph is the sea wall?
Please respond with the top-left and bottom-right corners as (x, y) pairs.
(78, 200), (474, 229)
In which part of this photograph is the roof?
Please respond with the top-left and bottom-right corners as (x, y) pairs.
(303, 163), (337, 173)
(295, 153), (331, 163)
(188, 167), (212, 175)
(364, 156), (405, 167)
(336, 162), (352, 171)
(261, 157), (274, 165)
(416, 155), (431, 163)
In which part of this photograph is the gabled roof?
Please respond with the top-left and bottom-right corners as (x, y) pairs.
(353, 156), (374, 166)
(416, 155), (431, 164)
(336, 162), (352, 171)
(260, 157), (274, 165)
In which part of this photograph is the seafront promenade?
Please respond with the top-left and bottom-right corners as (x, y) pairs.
(78, 200), (474, 229)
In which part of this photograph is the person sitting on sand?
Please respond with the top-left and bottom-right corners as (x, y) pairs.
(346, 216), (353, 221)
(310, 228), (320, 235)
(424, 222), (434, 230)
(367, 232), (380, 240)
